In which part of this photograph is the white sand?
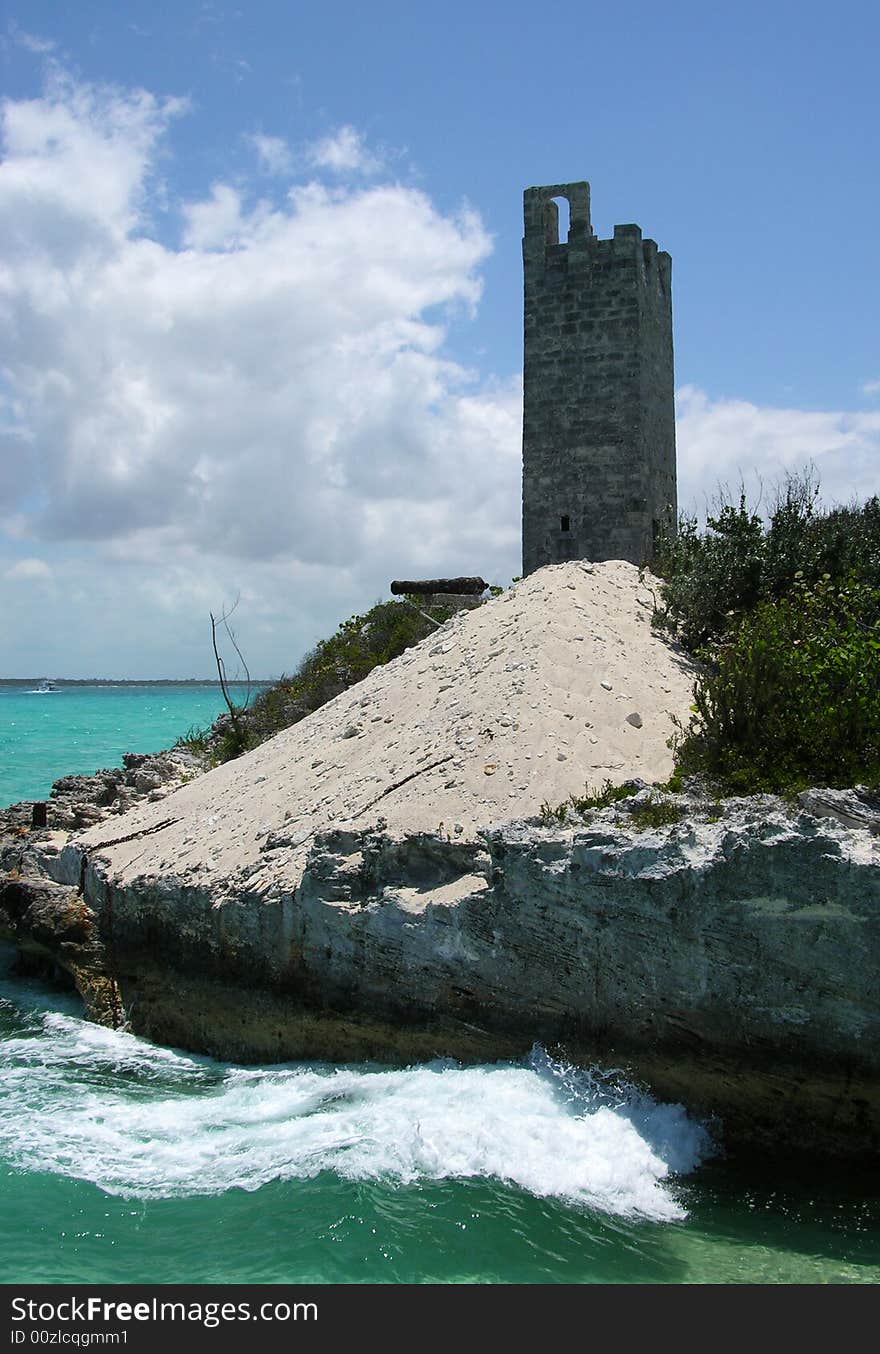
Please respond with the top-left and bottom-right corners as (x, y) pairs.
(78, 561), (697, 891)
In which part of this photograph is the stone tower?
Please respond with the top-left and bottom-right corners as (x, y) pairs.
(521, 181), (676, 574)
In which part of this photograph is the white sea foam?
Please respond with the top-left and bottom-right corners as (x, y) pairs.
(0, 1003), (711, 1221)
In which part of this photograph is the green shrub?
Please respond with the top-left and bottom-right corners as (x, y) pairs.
(569, 779), (641, 813)
(175, 724), (212, 755)
(653, 474), (880, 795)
(539, 799), (570, 826)
(674, 577), (880, 794)
(539, 779), (640, 825)
(654, 474), (880, 652)
(628, 797), (684, 831)
(215, 719), (252, 764)
(653, 494), (765, 650)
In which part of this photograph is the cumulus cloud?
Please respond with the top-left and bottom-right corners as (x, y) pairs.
(307, 124), (382, 175)
(180, 180), (252, 247)
(676, 385), (880, 514)
(248, 133), (292, 176)
(0, 69), (186, 258)
(0, 70), (516, 675)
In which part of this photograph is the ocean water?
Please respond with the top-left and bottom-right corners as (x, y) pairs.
(0, 680), (255, 807)
(0, 684), (878, 1284)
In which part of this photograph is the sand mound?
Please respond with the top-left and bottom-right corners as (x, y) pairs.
(77, 561), (697, 892)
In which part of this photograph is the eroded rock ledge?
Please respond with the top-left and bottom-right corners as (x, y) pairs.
(2, 569), (878, 1160)
(6, 786), (877, 1161)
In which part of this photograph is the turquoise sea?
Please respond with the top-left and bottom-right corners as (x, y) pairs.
(1, 682), (878, 1284)
(0, 680), (255, 808)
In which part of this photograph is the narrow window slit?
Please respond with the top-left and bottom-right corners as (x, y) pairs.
(552, 197), (571, 243)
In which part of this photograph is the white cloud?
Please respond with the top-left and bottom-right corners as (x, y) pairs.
(862, 378), (880, 397)
(308, 124), (382, 175)
(4, 557), (53, 582)
(180, 181), (250, 247)
(0, 68), (186, 260)
(676, 384), (880, 514)
(10, 26), (57, 55)
(0, 71), (513, 676)
(248, 133), (292, 176)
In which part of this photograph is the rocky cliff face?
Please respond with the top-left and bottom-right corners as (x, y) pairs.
(2, 564), (878, 1160)
(18, 785), (879, 1161)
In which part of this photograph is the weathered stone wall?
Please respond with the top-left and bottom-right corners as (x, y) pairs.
(417, 592), (484, 612)
(522, 182), (677, 573)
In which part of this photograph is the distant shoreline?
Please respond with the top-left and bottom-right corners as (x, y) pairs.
(0, 678), (274, 687)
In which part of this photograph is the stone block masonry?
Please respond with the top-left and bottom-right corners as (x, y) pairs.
(522, 182), (677, 573)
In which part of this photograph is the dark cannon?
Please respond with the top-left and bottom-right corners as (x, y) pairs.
(390, 577), (488, 596)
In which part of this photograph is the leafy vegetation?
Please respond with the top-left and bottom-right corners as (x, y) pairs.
(653, 472), (880, 650)
(539, 779), (640, 826)
(174, 724), (213, 755)
(655, 473), (880, 795)
(674, 577), (880, 794)
(538, 781), (684, 831)
(628, 797), (685, 831)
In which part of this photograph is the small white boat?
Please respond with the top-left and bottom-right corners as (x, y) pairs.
(33, 679), (60, 693)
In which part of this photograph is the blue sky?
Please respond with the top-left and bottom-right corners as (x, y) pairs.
(1, 0), (878, 677)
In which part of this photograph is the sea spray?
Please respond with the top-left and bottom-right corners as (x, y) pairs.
(0, 988), (708, 1220)
(1, 962), (877, 1284)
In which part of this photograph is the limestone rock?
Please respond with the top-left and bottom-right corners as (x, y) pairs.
(5, 563), (880, 1161)
(34, 788), (880, 1160)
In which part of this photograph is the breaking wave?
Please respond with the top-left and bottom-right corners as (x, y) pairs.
(0, 976), (709, 1222)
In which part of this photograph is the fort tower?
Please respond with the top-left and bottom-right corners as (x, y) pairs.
(521, 182), (676, 574)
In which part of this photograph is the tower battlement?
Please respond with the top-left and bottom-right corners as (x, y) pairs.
(521, 181), (676, 574)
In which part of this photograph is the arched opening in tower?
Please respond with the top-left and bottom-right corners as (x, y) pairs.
(548, 196), (571, 245)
